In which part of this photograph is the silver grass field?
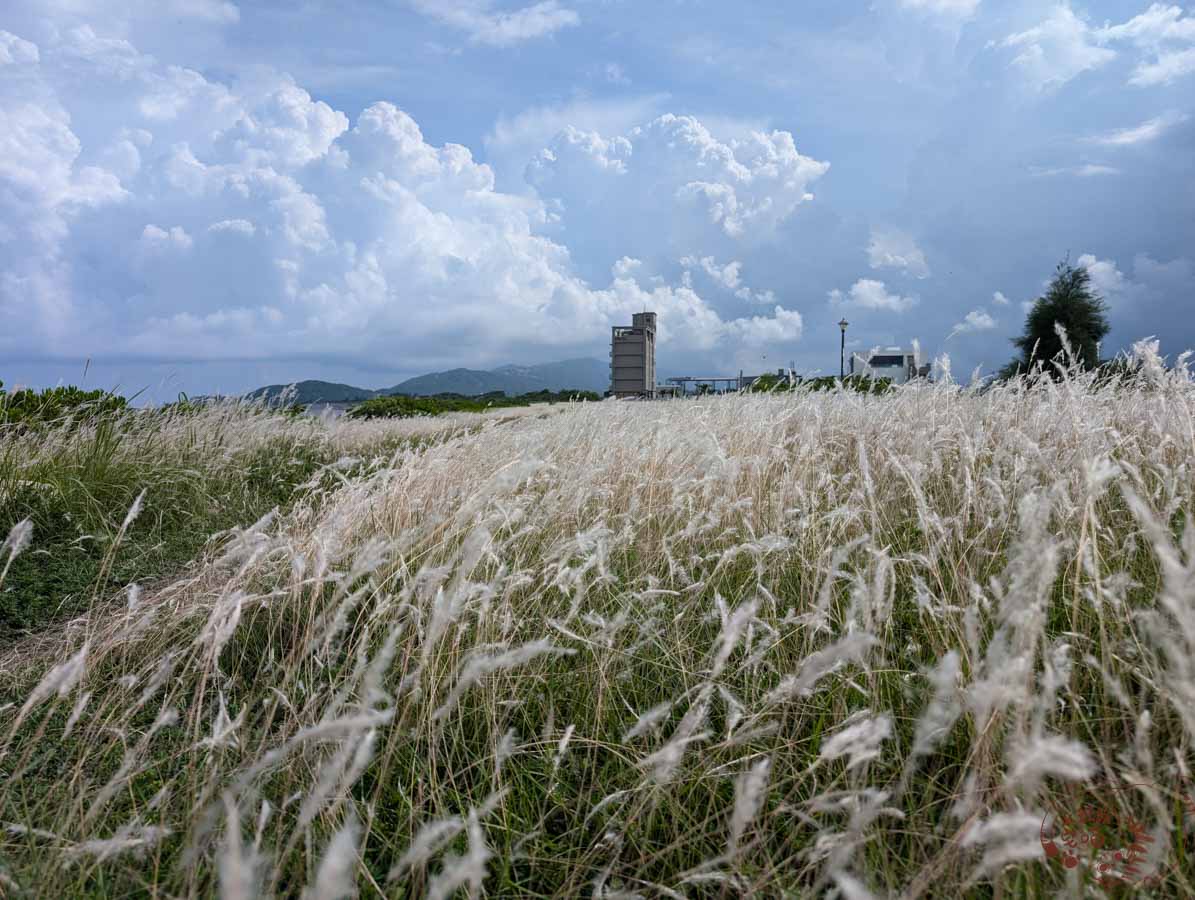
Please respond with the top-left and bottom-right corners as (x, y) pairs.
(2, 342), (1195, 897)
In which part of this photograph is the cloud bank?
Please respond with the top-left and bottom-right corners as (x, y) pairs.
(0, 23), (815, 373)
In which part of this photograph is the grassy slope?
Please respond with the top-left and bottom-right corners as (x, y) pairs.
(0, 416), (325, 637)
(0, 404), (495, 638)
(1, 368), (1194, 897)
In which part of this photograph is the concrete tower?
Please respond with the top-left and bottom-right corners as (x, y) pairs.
(610, 312), (656, 398)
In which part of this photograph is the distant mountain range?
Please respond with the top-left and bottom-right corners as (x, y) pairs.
(247, 358), (610, 405)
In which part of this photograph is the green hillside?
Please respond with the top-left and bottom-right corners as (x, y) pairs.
(244, 380), (380, 404)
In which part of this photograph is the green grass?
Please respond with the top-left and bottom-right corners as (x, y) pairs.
(0, 417), (328, 637)
(0, 391), (476, 638)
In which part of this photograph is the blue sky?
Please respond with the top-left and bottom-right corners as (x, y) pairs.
(2, 0), (1193, 399)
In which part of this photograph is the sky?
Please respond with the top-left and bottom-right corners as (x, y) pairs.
(2, 0), (1193, 400)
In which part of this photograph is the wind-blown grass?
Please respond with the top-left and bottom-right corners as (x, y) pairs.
(0, 400), (499, 638)
(1, 341), (1194, 897)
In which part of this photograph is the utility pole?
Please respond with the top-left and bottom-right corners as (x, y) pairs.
(838, 319), (849, 381)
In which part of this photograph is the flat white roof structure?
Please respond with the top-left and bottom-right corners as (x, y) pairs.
(850, 346), (928, 384)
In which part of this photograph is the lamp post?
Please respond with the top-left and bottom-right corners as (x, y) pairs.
(838, 319), (849, 381)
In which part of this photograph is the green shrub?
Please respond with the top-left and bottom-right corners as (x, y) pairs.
(347, 389), (599, 419)
(0, 381), (129, 429)
(158, 392), (307, 419)
(805, 374), (895, 394)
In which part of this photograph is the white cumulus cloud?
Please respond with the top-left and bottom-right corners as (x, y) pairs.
(408, 0), (579, 47)
(681, 255), (742, 291)
(528, 114), (830, 244)
(1077, 253), (1129, 298)
(1097, 4), (1195, 85)
(483, 94), (667, 192)
(726, 306), (804, 345)
(140, 224), (193, 251)
(997, 2), (1195, 90)
(829, 279), (918, 313)
(208, 218), (255, 236)
(997, 5), (1117, 91)
(949, 308), (997, 338)
(680, 255), (779, 305)
(0, 23), (809, 370)
(867, 227), (930, 279)
(1070, 251), (1195, 349)
(1098, 4), (1195, 47)
(1129, 46), (1195, 85)
(0, 39), (128, 343)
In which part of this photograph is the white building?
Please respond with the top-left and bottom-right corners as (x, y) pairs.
(849, 346), (928, 384)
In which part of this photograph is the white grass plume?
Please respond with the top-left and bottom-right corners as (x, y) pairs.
(425, 809), (491, 900)
(63, 822), (171, 865)
(119, 489), (147, 533)
(388, 790), (507, 880)
(296, 729), (378, 832)
(218, 794), (263, 900)
(960, 811), (1046, 879)
(0, 519), (33, 583)
(710, 596), (758, 679)
(495, 728), (518, 778)
(1003, 734), (1096, 795)
(388, 817), (463, 878)
(910, 651), (962, 760)
(833, 871), (884, 900)
(303, 811), (361, 900)
(21, 643), (88, 711)
(817, 711), (892, 772)
(1, 518), (33, 557)
(640, 685), (713, 783)
(61, 691), (92, 740)
(3, 643), (89, 748)
(765, 633), (876, 704)
(728, 756), (771, 856)
(199, 692), (246, 750)
(551, 723), (576, 784)
(622, 699), (674, 743)
(431, 640), (575, 722)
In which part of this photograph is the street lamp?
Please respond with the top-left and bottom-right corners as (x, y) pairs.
(838, 319), (849, 381)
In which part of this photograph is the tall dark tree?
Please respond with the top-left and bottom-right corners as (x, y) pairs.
(1000, 258), (1110, 378)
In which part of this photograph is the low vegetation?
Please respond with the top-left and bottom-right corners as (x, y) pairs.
(0, 393), (485, 638)
(1, 343), (1193, 897)
(0, 381), (130, 431)
(747, 373), (894, 394)
(346, 389), (601, 419)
